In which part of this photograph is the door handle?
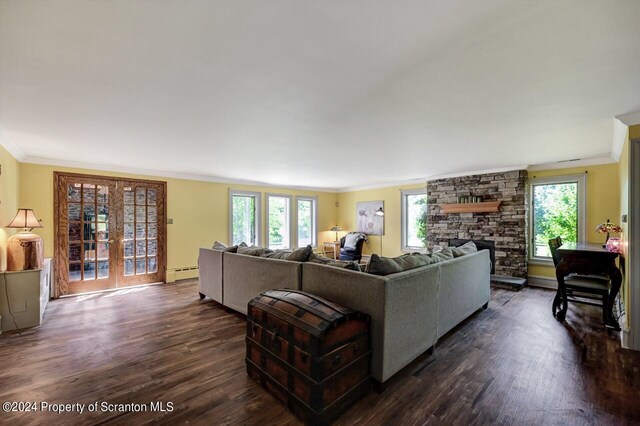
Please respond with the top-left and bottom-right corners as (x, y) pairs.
(108, 239), (116, 244)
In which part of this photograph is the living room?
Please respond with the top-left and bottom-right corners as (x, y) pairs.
(1, 1), (640, 424)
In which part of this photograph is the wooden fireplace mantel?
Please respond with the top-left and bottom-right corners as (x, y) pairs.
(439, 201), (501, 214)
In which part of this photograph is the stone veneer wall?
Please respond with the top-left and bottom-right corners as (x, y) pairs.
(427, 170), (528, 278)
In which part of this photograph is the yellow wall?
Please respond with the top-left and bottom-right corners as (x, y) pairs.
(0, 145), (20, 271)
(528, 163), (621, 278)
(336, 183), (426, 257)
(19, 163), (337, 281)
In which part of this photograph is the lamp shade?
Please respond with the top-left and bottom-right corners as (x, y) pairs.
(330, 225), (342, 232)
(595, 220), (622, 234)
(7, 209), (42, 229)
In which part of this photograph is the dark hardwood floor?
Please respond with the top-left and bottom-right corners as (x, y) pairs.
(1, 280), (639, 425)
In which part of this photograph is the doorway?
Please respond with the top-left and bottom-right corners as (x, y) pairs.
(54, 172), (166, 296)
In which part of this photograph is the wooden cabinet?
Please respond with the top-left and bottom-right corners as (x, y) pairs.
(0, 258), (52, 332)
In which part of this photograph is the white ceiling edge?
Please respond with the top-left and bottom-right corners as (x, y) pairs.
(20, 155), (341, 193)
(612, 117), (629, 162)
(527, 155), (617, 171)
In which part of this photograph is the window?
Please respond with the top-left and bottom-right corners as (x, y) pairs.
(530, 174), (586, 261)
(229, 190), (261, 246)
(401, 189), (428, 251)
(267, 194), (292, 249)
(296, 196), (317, 248)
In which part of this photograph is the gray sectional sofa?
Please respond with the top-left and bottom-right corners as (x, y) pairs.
(198, 247), (491, 385)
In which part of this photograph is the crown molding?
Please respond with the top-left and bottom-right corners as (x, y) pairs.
(0, 132), (26, 161)
(616, 111), (640, 126)
(527, 155), (616, 171)
(21, 156), (341, 193)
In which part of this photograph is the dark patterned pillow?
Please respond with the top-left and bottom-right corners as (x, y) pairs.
(365, 253), (433, 276)
(285, 245), (313, 262)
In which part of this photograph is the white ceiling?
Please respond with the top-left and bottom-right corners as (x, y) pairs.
(1, 0), (640, 191)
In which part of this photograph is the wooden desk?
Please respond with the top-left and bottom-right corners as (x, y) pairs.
(554, 242), (622, 330)
(323, 241), (340, 260)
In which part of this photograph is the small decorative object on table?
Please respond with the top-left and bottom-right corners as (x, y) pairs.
(606, 237), (622, 254)
(596, 219), (623, 248)
(246, 289), (371, 425)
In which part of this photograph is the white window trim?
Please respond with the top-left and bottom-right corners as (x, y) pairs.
(295, 195), (318, 249)
(528, 173), (587, 266)
(266, 193), (293, 250)
(229, 190), (262, 246)
(401, 188), (429, 253)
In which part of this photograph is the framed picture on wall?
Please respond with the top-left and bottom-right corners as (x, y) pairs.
(356, 200), (384, 235)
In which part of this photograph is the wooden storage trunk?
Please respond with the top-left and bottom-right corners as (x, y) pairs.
(246, 289), (371, 425)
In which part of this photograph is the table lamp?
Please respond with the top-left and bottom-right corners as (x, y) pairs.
(6, 208), (44, 271)
(595, 219), (622, 248)
(330, 225), (342, 242)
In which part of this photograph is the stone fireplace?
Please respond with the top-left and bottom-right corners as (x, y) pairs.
(427, 170), (528, 279)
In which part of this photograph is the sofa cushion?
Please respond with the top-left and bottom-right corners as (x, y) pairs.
(286, 245), (313, 262)
(430, 247), (454, 263)
(237, 245), (269, 256)
(212, 241), (228, 250)
(365, 253), (433, 276)
(451, 241), (478, 258)
(328, 260), (361, 271)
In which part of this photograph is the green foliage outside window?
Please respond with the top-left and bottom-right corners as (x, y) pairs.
(232, 195), (255, 246)
(533, 183), (578, 257)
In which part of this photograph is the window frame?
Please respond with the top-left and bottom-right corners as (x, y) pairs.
(228, 190), (262, 247)
(295, 195), (318, 249)
(401, 188), (429, 253)
(266, 193), (293, 250)
(528, 173), (587, 265)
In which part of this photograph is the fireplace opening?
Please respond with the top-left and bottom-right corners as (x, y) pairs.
(449, 239), (495, 274)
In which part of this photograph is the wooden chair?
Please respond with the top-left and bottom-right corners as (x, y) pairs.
(549, 237), (610, 323)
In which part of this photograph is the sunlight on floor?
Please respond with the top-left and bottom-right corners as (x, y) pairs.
(74, 286), (150, 302)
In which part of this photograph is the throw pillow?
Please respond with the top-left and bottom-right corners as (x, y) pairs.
(451, 241), (478, 258)
(212, 241), (228, 250)
(285, 245), (313, 262)
(237, 245), (269, 256)
(262, 250), (291, 259)
(430, 247), (454, 263)
(343, 233), (361, 249)
(308, 253), (333, 264)
(365, 253), (433, 276)
(327, 260), (361, 272)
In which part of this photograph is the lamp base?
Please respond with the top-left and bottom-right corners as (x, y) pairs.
(7, 232), (44, 272)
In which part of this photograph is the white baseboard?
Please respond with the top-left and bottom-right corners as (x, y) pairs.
(527, 275), (557, 290)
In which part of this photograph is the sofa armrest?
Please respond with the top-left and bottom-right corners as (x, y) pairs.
(198, 248), (223, 303)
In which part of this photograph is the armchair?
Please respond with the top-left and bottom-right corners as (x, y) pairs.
(339, 232), (368, 262)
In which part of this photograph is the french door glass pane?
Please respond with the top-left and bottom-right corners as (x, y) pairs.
(406, 193), (428, 248)
(268, 196), (291, 249)
(297, 199), (315, 247)
(533, 182), (578, 257)
(232, 195), (256, 246)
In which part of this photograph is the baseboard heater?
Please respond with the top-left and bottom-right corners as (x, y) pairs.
(170, 266), (199, 273)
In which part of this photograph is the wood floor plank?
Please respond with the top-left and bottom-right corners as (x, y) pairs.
(0, 280), (638, 425)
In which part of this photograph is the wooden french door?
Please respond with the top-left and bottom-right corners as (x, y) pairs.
(54, 172), (166, 296)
